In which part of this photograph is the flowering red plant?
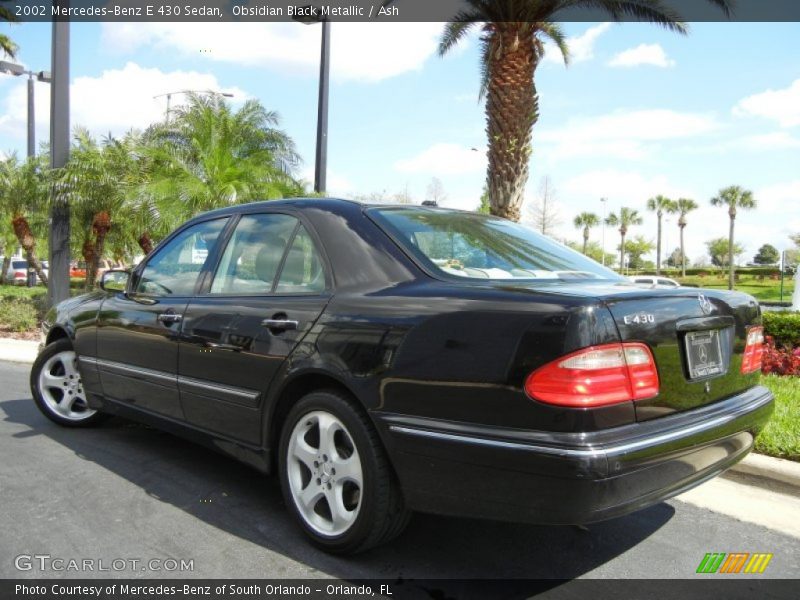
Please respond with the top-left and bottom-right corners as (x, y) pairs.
(761, 335), (800, 377)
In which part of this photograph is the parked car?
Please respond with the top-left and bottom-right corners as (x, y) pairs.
(4, 257), (48, 285)
(629, 275), (681, 289)
(31, 199), (773, 554)
(70, 261), (87, 279)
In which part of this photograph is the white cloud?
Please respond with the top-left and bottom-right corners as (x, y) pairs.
(394, 143), (485, 176)
(543, 23), (612, 65)
(608, 43), (676, 68)
(101, 22), (444, 83)
(733, 79), (800, 128)
(756, 180), (800, 216)
(0, 62), (246, 142)
(299, 166), (354, 197)
(537, 109), (719, 159)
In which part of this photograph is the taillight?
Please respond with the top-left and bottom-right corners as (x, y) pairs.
(524, 342), (659, 408)
(741, 326), (764, 374)
(14, 271), (25, 278)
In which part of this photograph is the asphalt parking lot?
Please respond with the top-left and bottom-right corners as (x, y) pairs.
(1, 360), (798, 592)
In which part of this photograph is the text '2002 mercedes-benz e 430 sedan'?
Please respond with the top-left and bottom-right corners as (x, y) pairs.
(31, 198), (773, 554)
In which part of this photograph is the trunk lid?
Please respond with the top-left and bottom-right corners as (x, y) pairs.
(600, 286), (761, 421)
(483, 281), (762, 421)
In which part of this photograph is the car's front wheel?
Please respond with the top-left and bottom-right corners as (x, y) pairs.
(278, 390), (410, 554)
(30, 339), (104, 427)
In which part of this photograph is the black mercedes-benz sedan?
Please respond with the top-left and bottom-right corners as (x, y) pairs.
(31, 198), (773, 554)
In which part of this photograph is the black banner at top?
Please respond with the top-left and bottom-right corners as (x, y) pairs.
(8, 0), (800, 23)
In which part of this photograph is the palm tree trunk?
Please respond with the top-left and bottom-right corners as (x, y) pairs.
(582, 227), (589, 255)
(619, 232), (626, 273)
(11, 216), (48, 285)
(137, 232), (153, 255)
(0, 255), (10, 285)
(656, 212), (662, 275)
(485, 23), (536, 222)
(87, 211), (111, 290)
(680, 224), (686, 278)
(81, 239), (95, 289)
(728, 214), (735, 290)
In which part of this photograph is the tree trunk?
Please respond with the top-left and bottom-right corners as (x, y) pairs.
(81, 239), (95, 290)
(680, 224), (686, 278)
(0, 255), (10, 285)
(582, 227), (589, 255)
(87, 211), (111, 290)
(619, 230), (626, 273)
(11, 216), (48, 286)
(656, 210), (662, 275)
(485, 23), (536, 222)
(137, 232), (153, 255)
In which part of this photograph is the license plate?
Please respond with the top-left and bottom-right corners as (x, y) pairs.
(685, 329), (725, 379)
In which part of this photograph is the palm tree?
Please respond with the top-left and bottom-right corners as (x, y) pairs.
(710, 186), (756, 290)
(668, 197), (698, 278)
(0, 3), (19, 58)
(573, 212), (599, 255)
(145, 93), (302, 221)
(605, 207), (642, 273)
(646, 195), (675, 275)
(0, 154), (49, 284)
(436, 0), (732, 221)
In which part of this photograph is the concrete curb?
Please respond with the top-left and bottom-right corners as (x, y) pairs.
(727, 452), (800, 493)
(0, 338), (38, 364)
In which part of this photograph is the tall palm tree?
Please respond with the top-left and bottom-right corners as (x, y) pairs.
(0, 154), (49, 284)
(646, 195), (675, 275)
(605, 207), (642, 272)
(573, 212), (599, 255)
(436, 0), (731, 221)
(145, 93), (302, 221)
(668, 197), (698, 278)
(710, 186), (756, 290)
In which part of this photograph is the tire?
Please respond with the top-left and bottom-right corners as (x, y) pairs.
(30, 338), (105, 428)
(278, 390), (411, 554)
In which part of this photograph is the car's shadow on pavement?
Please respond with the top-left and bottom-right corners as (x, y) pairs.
(3, 397), (674, 588)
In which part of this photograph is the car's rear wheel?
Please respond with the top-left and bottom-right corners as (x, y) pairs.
(278, 390), (410, 554)
(30, 339), (104, 427)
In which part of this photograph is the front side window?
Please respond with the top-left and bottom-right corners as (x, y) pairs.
(210, 213), (297, 294)
(370, 208), (622, 282)
(135, 218), (228, 296)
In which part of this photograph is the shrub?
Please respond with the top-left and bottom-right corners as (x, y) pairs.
(763, 312), (800, 348)
(762, 336), (800, 377)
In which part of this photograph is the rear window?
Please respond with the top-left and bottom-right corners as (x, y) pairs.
(369, 207), (622, 282)
(12, 260), (27, 269)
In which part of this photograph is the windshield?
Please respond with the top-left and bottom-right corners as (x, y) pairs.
(370, 207), (622, 282)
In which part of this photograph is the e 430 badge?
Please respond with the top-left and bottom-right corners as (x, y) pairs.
(623, 312), (656, 325)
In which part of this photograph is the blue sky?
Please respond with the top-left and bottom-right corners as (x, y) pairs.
(1, 21), (798, 265)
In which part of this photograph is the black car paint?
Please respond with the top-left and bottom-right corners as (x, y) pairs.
(41, 198), (773, 525)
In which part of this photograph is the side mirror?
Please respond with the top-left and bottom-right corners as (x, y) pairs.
(100, 269), (130, 293)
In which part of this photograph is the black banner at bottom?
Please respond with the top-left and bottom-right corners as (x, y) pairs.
(3, 579), (799, 600)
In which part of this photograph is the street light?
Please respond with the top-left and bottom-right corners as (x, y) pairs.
(293, 6), (330, 195)
(0, 60), (52, 157)
(600, 197), (608, 266)
(153, 90), (234, 123)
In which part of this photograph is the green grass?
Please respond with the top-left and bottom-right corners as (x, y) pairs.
(677, 275), (794, 303)
(0, 285), (48, 333)
(756, 374), (800, 461)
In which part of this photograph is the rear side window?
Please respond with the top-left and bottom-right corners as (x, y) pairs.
(275, 226), (326, 294)
(210, 213), (297, 294)
(370, 208), (622, 282)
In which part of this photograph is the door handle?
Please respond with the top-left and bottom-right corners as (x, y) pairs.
(261, 318), (299, 331)
(157, 312), (182, 324)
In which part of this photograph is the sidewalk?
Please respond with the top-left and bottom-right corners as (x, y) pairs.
(1, 336), (798, 493)
(0, 338), (38, 364)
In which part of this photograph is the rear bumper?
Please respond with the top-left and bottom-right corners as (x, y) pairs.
(377, 385), (774, 524)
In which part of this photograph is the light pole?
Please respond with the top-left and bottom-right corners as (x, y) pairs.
(49, 8), (71, 306)
(293, 7), (330, 194)
(0, 61), (52, 157)
(153, 90), (234, 123)
(600, 197), (607, 266)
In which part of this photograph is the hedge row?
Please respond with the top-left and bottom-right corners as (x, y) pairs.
(763, 312), (800, 348)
